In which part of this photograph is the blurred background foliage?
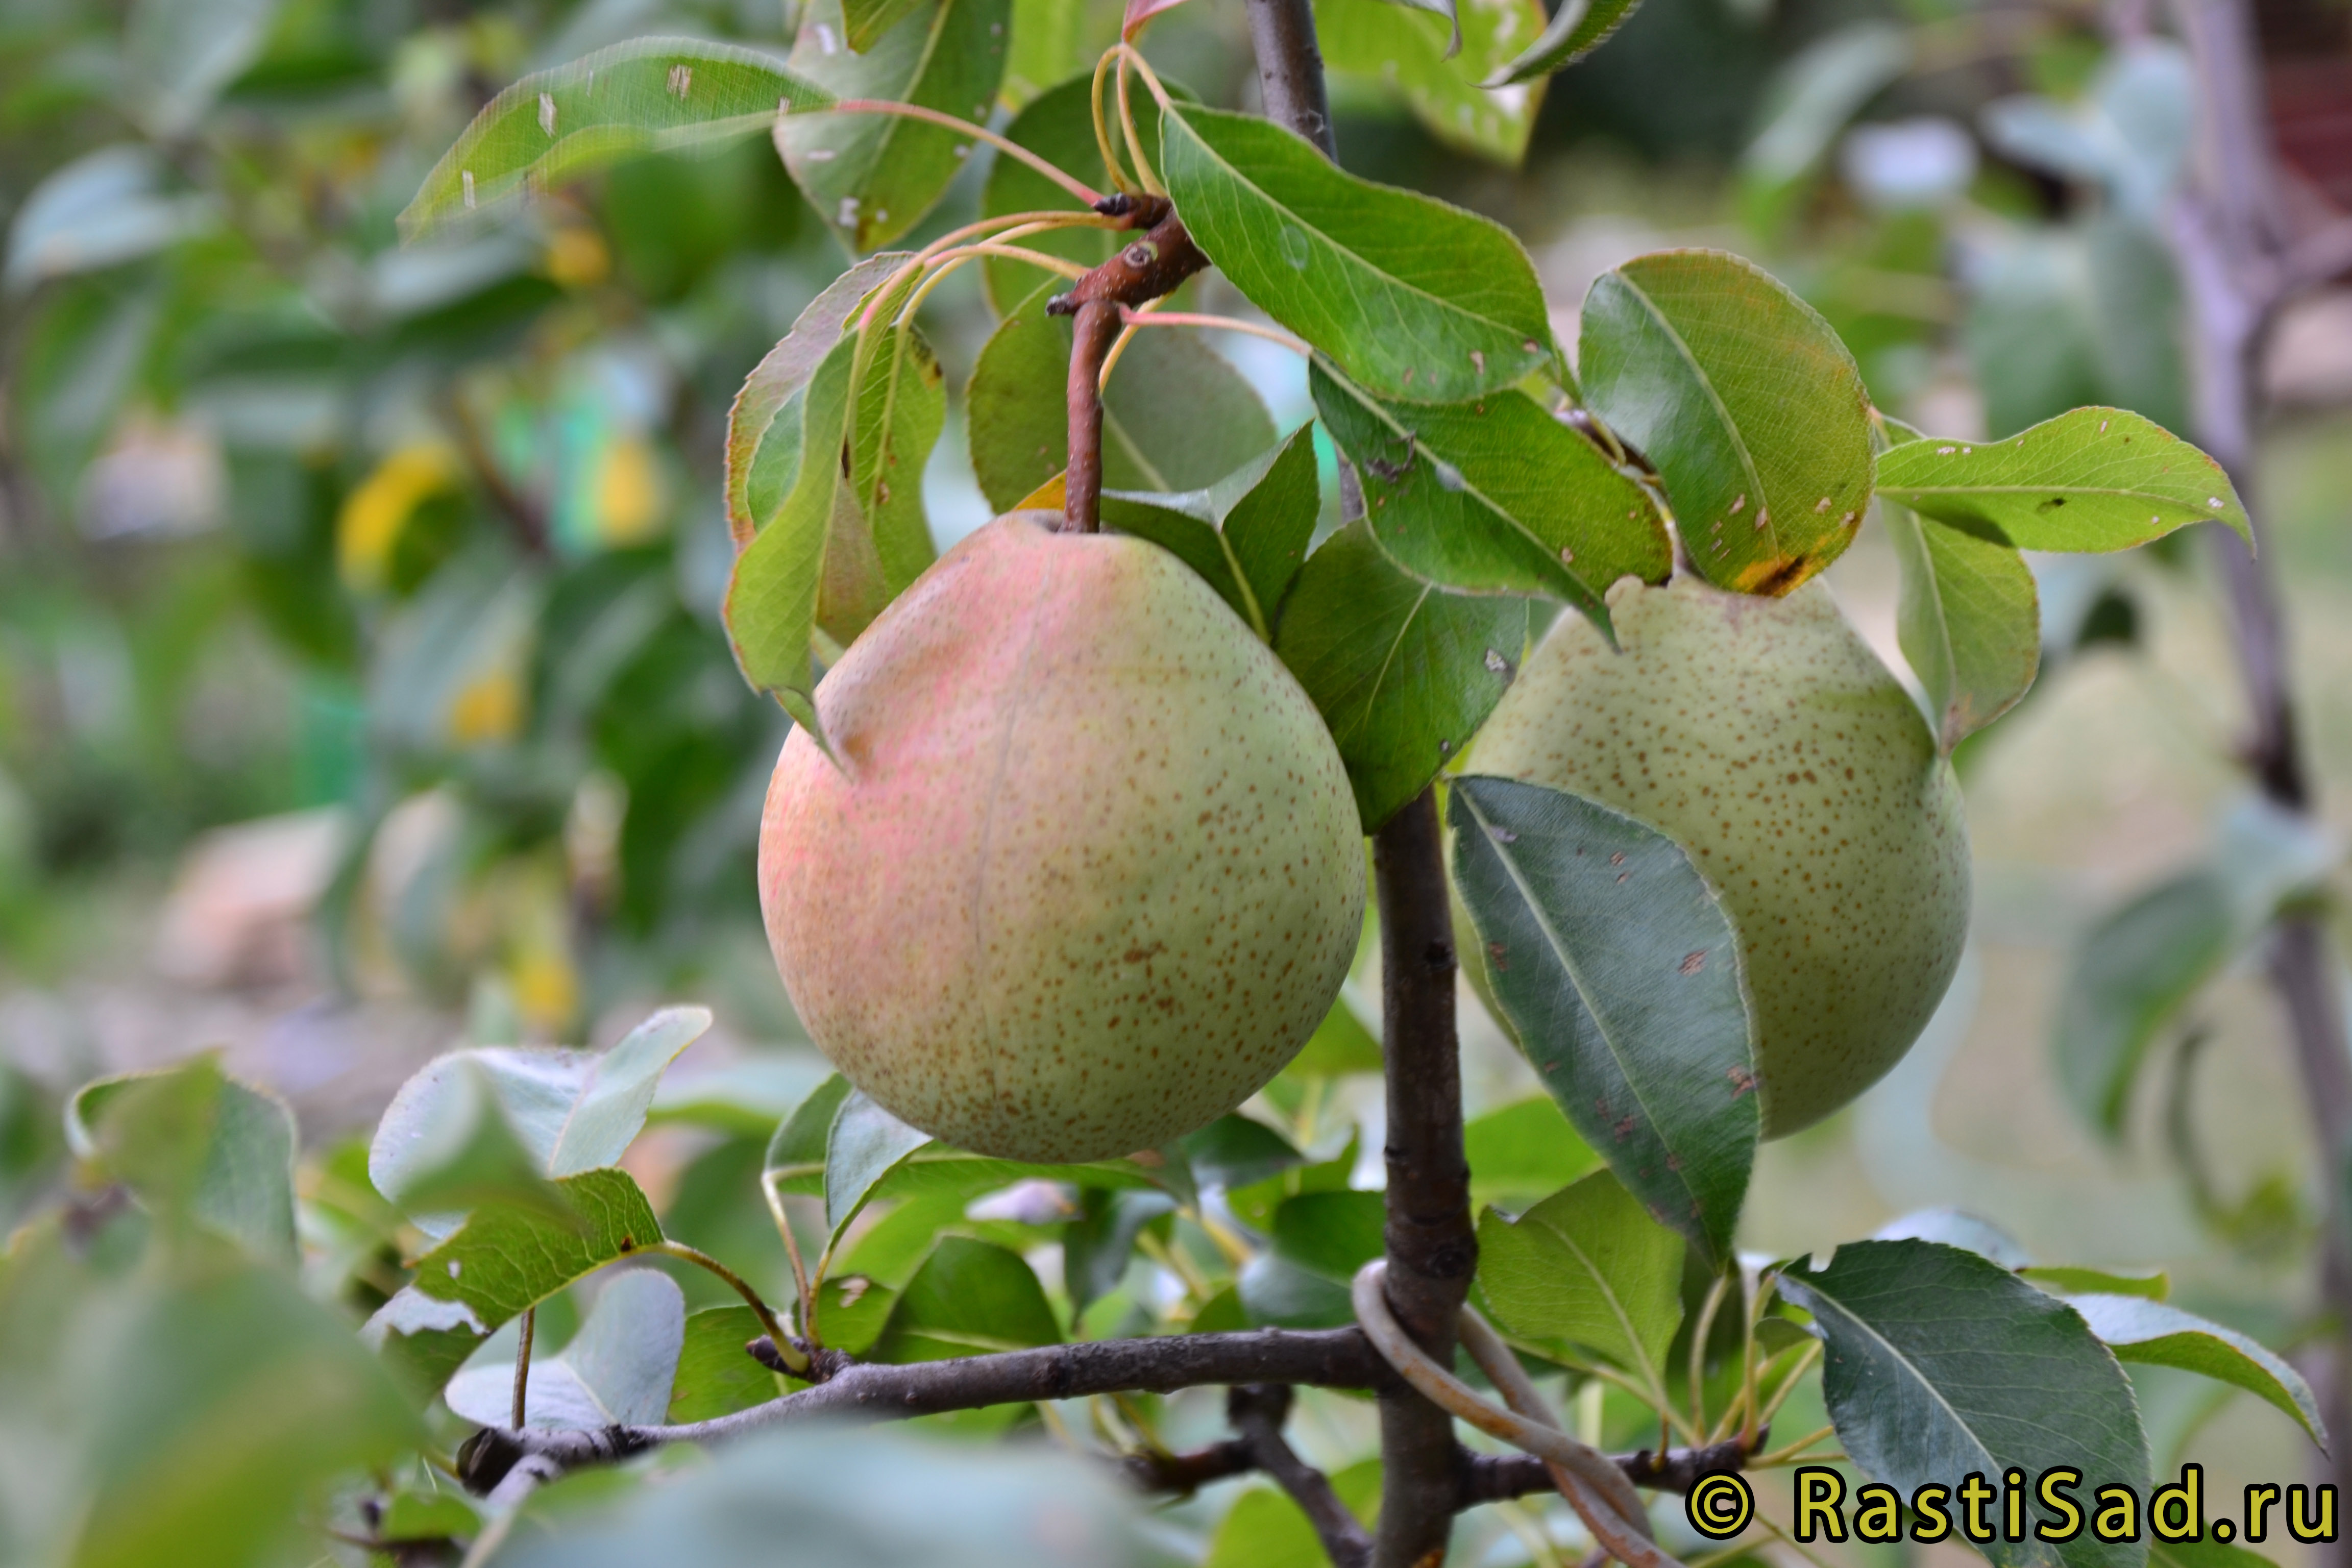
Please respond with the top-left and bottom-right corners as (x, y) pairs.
(3, 0), (2352, 1561)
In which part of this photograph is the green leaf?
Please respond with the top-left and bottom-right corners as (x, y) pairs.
(1579, 250), (1876, 596)
(1181, 1115), (1306, 1190)
(844, 0), (934, 50)
(2054, 870), (2236, 1141)
(1274, 521), (1535, 831)
(825, 1090), (937, 1232)
(1876, 407), (2252, 552)
(1874, 1207), (2029, 1268)
(1204, 1461), (1380, 1568)
(2066, 1293), (2326, 1449)
(2021, 1265), (2169, 1301)
(378, 1490), (484, 1543)
(1777, 1238), (2150, 1568)
(1159, 102), (1552, 401)
(1101, 423), (1322, 638)
(779, 0), (1011, 252)
(0, 1218), (421, 1568)
(668, 1305), (785, 1422)
(1883, 501), (2041, 753)
(968, 280), (1275, 511)
(726, 333), (859, 745)
(364, 1061), (580, 1238)
(1006, 0), (1089, 106)
(1309, 358), (1669, 621)
(1317, 0), (1548, 165)
(727, 255), (906, 545)
(1476, 1169), (1683, 1380)
(1485, 0), (1645, 85)
(1738, 23), (1913, 215)
(1239, 1189), (1386, 1329)
(1229, 1132), (1357, 1234)
(652, 1056), (835, 1137)
(65, 1057), (297, 1263)
(447, 1269), (687, 1428)
(362, 1167), (664, 1398)
(402, 38), (830, 238)
(765, 1072), (858, 1175)
(817, 1272), (900, 1355)
(847, 312), (946, 610)
(872, 1236), (1064, 1360)
(1065, 1188), (1180, 1316)
(368, 1007), (711, 1237)
(1286, 992), (1384, 1077)
(1448, 775), (1757, 1264)
(1464, 1096), (1600, 1211)
(980, 76), (1182, 312)
(493, 1424), (1153, 1567)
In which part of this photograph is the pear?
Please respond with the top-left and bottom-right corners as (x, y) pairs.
(758, 512), (1366, 1163)
(1465, 574), (1969, 1137)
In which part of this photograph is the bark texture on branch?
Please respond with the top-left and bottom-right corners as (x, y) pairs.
(1231, 1385), (1374, 1568)
(1372, 789), (1478, 1567)
(464, 1326), (1393, 1492)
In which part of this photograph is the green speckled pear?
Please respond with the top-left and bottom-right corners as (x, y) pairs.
(758, 512), (1365, 1164)
(1465, 573), (1969, 1137)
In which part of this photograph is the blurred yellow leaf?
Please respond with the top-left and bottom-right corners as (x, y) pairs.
(339, 443), (458, 590)
(596, 434), (664, 545)
(447, 667), (524, 744)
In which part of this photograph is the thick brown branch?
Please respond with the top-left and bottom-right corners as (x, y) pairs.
(464, 1327), (1393, 1493)
(1371, 787), (1477, 1567)
(1231, 1385), (1373, 1568)
(1458, 1436), (1758, 1508)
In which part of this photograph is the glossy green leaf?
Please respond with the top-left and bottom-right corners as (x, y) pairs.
(65, 1057), (297, 1263)
(968, 280), (1275, 511)
(980, 76), (1181, 312)
(872, 1236), (1064, 1360)
(1883, 502), (2041, 753)
(668, 1304), (785, 1422)
(402, 38), (829, 238)
(1579, 249), (1876, 596)
(369, 1006), (710, 1237)
(1778, 1239), (2150, 1568)
(1448, 775), (1756, 1263)
(446, 1269), (687, 1429)
(0, 1218), (420, 1568)
(2054, 870), (2236, 1141)
(362, 1167), (664, 1397)
(1485, 0), (1645, 85)
(816, 1273), (900, 1355)
(378, 1490), (484, 1543)
(1876, 408), (2252, 552)
(1464, 1095), (1600, 1210)
(1275, 521), (1535, 831)
(1309, 358), (1669, 621)
(364, 1061), (579, 1237)
(1477, 1168), (1682, 1379)
(1239, 1189), (1386, 1329)
(779, 0), (1011, 252)
(1101, 423), (1321, 638)
(1228, 1132), (1356, 1234)
(1317, 0), (1548, 165)
(1065, 1188), (1180, 1315)
(494, 1424), (1153, 1567)
(764, 1072), (858, 1175)
(1160, 102), (1552, 401)
(2067, 1293), (2326, 1449)
(2021, 1266), (2169, 1302)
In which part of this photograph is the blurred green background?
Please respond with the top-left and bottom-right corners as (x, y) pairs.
(3, 0), (2351, 1560)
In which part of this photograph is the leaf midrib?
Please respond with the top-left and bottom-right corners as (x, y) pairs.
(1169, 109), (1527, 348)
(1606, 272), (1777, 561)
(1799, 1278), (1999, 1480)
(1529, 1211), (1667, 1391)
(1457, 787), (1706, 1222)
